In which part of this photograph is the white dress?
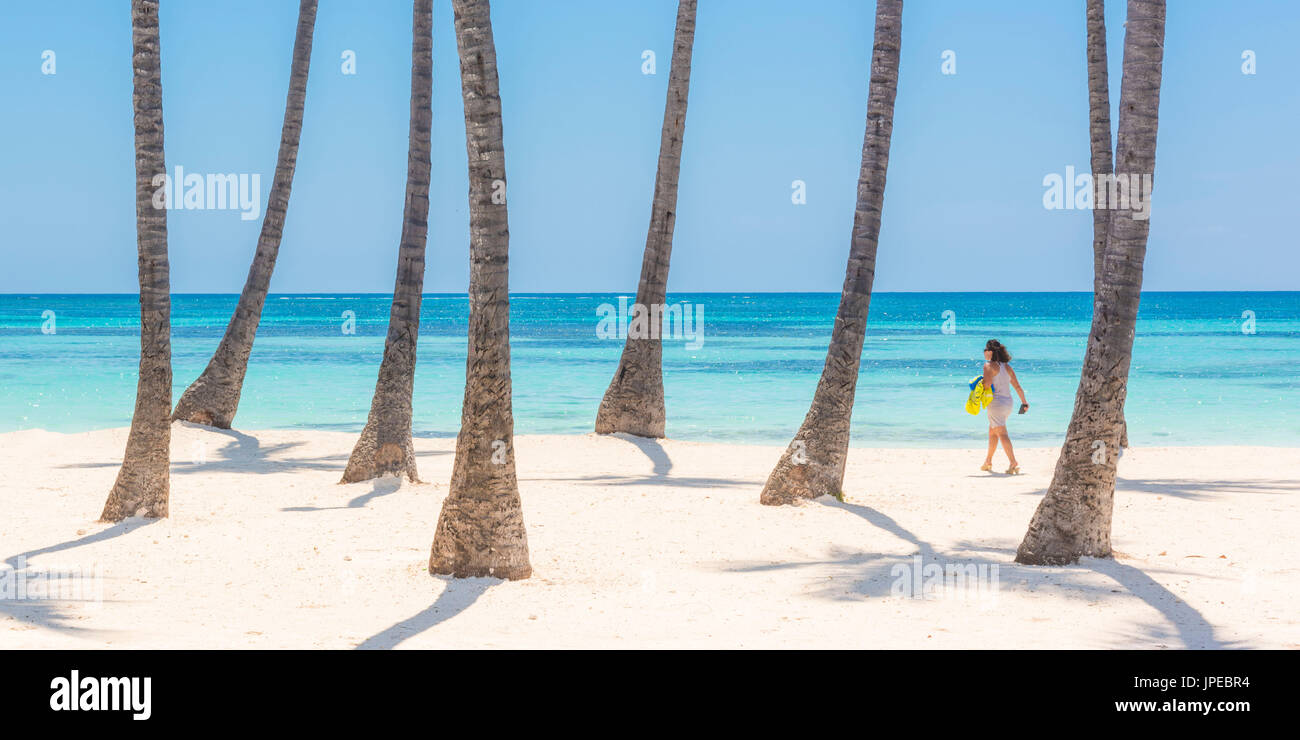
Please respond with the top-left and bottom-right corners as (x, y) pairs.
(987, 362), (1014, 428)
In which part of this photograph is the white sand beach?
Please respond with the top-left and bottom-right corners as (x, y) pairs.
(2, 423), (1296, 649)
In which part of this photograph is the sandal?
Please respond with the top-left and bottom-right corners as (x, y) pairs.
(979, 463), (993, 472)
(1006, 465), (1021, 475)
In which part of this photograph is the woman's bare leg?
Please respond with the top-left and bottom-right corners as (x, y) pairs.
(983, 429), (997, 466)
(997, 428), (1018, 468)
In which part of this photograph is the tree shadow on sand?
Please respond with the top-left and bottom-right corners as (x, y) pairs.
(355, 577), (495, 649)
(521, 433), (759, 490)
(950, 540), (1235, 649)
(1115, 476), (1299, 501)
(58, 426), (450, 477)
(611, 434), (672, 476)
(281, 477), (404, 512)
(721, 497), (1235, 649)
(526, 472), (754, 489)
(1, 518), (158, 637)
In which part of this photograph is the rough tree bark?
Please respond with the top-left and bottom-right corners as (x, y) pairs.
(759, 0), (902, 506)
(1084, 0), (1129, 449)
(594, 0), (696, 439)
(101, 0), (172, 522)
(1086, 0), (1112, 296)
(171, 0), (317, 429)
(429, 0), (531, 580)
(1016, 0), (1165, 565)
(339, 0), (434, 484)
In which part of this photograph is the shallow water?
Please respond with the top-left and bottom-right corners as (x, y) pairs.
(1, 292), (1296, 447)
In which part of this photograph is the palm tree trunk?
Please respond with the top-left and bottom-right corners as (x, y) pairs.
(172, 0), (317, 429)
(1085, 0), (1130, 450)
(1016, 0), (1165, 565)
(340, 0), (434, 484)
(101, 0), (171, 522)
(594, 0), (697, 439)
(429, 0), (531, 580)
(759, 0), (902, 506)
(1086, 0), (1112, 296)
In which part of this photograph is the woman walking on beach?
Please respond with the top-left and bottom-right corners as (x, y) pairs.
(981, 339), (1028, 474)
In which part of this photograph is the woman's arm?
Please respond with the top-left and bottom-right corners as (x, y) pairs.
(982, 362), (996, 392)
(1006, 365), (1028, 405)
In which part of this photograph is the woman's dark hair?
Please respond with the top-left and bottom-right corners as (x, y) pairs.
(985, 339), (1011, 363)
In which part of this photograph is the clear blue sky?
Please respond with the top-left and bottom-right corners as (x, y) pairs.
(1, 0), (1296, 293)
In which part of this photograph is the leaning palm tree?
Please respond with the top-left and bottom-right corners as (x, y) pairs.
(339, 0), (433, 483)
(171, 0), (318, 429)
(759, 0), (903, 506)
(101, 0), (172, 522)
(594, 0), (697, 439)
(1084, 0), (1129, 449)
(429, 0), (531, 580)
(1016, 0), (1166, 565)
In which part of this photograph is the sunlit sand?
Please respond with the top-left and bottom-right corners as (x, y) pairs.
(2, 423), (1294, 649)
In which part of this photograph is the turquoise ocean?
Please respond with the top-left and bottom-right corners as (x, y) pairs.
(1, 292), (1296, 448)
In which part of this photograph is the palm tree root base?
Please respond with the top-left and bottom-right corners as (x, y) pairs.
(595, 342), (666, 438)
(340, 429), (420, 484)
(429, 497), (532, 580)
(1014, 541), (1113, 566)
(594, 383), (665, 438)
(594, 406), (665, 438)
(171, 380), (238, 429)
(1015, 520), (1113, 565)
(760, 454), (846, 506)
(101, 469), (168, 522)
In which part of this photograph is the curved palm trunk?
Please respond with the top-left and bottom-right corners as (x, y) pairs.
(1016, 0), (1165, 565)
(594, 0), (696, 439)
(759, 0), (902, 506)
(101, 0), (171, 522)
(340, 0), (434, 483)
(172, 0), (317, 429)
(1085, 0), (1129, 449)
(429, 0), (531, 580)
